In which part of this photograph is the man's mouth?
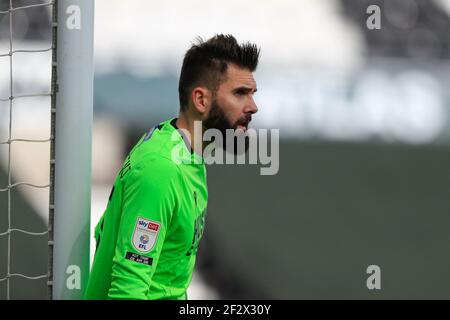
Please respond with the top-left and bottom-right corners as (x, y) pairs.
(236, 117), (251, 131)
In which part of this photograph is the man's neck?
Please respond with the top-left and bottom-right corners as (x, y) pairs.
(175, 112), (205, 156)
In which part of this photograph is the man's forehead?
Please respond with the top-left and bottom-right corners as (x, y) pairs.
(223, 64), (257, 88)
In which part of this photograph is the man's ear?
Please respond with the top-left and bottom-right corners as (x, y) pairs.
(191, 86), (211, 114)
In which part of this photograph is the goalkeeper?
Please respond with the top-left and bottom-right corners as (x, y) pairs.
(84, 34), (260, 299)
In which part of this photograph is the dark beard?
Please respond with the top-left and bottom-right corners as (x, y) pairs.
(203, 99), (250, 155)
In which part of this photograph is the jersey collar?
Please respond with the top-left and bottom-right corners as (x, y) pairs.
(167, 117), (204, 165)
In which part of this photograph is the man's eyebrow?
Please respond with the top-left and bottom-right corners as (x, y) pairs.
(232, 86), (258, 93)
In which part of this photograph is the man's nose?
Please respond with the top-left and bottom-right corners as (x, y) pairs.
(246, 97), (258, 114)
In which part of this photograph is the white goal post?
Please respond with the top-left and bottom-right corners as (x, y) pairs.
(52, 0), (94, 300)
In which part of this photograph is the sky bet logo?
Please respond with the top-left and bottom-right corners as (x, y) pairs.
(138, 220), (160, 231)
(133, 217), (160, 253)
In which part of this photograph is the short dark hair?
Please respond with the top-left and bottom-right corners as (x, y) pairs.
(178, 34), (260, 111)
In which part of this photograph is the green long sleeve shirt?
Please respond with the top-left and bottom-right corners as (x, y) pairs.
(84, 118), (208, 300)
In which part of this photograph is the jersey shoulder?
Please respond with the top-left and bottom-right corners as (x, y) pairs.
(120, 121), (182, 184)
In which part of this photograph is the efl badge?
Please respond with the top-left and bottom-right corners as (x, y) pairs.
(132, 217), (160, 253)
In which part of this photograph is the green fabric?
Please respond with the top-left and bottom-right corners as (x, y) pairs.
(84, 118), (208, 300)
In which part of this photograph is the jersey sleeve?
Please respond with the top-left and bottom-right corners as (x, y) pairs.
(107, 157), (179, 300)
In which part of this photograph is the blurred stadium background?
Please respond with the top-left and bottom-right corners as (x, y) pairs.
(2, 0), (450, 299)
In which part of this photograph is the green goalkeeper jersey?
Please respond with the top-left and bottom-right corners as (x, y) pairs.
(84, 118), (208, 300)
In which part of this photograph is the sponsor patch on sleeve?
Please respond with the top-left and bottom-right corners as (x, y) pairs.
(125, 251), (153, 266)
(132, 217), (160, 253)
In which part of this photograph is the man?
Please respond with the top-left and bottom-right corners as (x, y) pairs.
(84, 34), (260, 300)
